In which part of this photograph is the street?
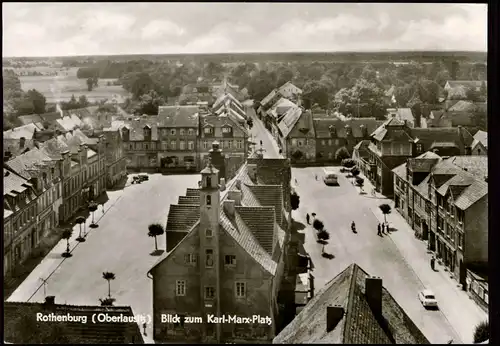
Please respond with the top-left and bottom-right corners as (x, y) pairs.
(7, 173), (200, 343)
(247, 106), (282, 158)
(247, 117), (487, 344)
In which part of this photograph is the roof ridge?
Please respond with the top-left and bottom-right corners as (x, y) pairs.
(343, 264), (359, 342)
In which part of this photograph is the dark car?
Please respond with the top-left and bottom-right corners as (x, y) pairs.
(138, 174), (149, 181)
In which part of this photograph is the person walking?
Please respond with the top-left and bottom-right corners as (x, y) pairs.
(382, 223), (386, 234)
(306, 213), (310, 225)
(377, 223), (382, 236)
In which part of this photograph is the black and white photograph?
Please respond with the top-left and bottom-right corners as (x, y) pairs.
(3, 2), (488, 344)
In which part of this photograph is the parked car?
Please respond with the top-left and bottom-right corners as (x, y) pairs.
(138, 174), (149, 181)
(418, 289), (438, 308)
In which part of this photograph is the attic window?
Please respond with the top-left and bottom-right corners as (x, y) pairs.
(416, 144), (423, 152)
(222, 127), (232, 133)
(204, 127), (212, 134)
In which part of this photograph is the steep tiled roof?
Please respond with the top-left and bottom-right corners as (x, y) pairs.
(472, 130), (487, 149)
(166, 204), (200, 231)
(235, 206), (276, 254)
(315, 118), (383, 138)
(186, 188), (200, 197)
(411, 127), (474, 151)
(261, 89), (278, 107)
(277, 81), (302, 98)
(57, 115), (84, 131)
(178, 196), (199, 205)
(38, 111), (62, 122)
(4, 301), (143, 344)
(4, 123), (40, 140)
(17, 114), (43, 125)
(57, 130), (91, 154)
(274, 263), (429, 344)
(213, 92), (243, 110)
(3, 138), (35, 157)
(158, 106), (199, 127)
(278, 106), (303, 138)
(5, 148), (53, 180)
(39, 137), (70, 160)
(396, 108), (414, 123)
(4, 169), (29, 196)
(247, 184), (283, 226)
(125, 121), (159, 141)
(448, 100), (476, 112)
(446, 156), (488, 180)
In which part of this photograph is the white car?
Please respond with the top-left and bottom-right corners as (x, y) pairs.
(419, 289), (438, 308)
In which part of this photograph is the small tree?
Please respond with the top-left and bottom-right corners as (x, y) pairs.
(341, 158), (356, 168)
(355, 177), (364, 188)
(313, 219), (324, 232)
(317, 230), (330, 241)
(335, 147), (350, 161)
(290, 191), (300, 210)
(61, 229), (73, 257)
(246, 118), (253, 128)
(102, 271), (116, 299)
(75, 216), (86, 242)
(99, 297), (116, 306)
(88, 201), (98, 228)
(473, 320), (489, 343)
(379, 204), (392, 223)
(148, 223), (165, 251)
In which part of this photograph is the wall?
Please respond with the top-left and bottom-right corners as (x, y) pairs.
(287, 137), (316, 163)
(315, 137), (349, 162)
(471, 142), (487, 156)
(464, 196), (488, 264)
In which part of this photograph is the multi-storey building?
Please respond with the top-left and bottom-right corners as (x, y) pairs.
(257, 82), (302, 120)
(264, 98), (297, 135)
(3, 169), (39, 275)
(121, 120), (159, 171)
(471, 130), (487, 155)
(198, 113), (248, 169)
(392, 154), (488, 288)
(158, 106), (200, 170)
(212, 92), (247, 125)
(148, 144), (291, 343)
(98, 124), (128, 188)
(367, 119), (474, 196)
(314, 117), (383, 163)
(276, 107), (316, 164)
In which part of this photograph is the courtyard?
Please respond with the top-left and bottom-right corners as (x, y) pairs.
(7, 173), (201, 342)
(291, 166), (487, 344)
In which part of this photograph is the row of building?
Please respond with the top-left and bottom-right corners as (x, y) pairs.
(4, 109), (127, 277)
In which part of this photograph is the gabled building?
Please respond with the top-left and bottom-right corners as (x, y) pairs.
(212, 92), (247, 126)
(276, 108), (316, 163)
(273, 263), (429, 344)
(120, 119), (159, 171)
(158, 106), (199, 170)
(198, 114), (248, 170)
(276, 81), (302, 101)
(367, 119), (474, 196)
(148, 144), (291, 343)
(314, 117), (383, 164)
(392, 155), (488, 289)
(471, 130), (487, 155)
(100, 123), (128, 188)
(263, 98), (297, 135)
(444, 80), (486, 93)
(4, 298), (143, 344)
(257, 82), (302, 120)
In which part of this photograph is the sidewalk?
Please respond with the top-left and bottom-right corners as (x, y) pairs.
(7, 191), (124, 302)
(359, 173), (487, 344)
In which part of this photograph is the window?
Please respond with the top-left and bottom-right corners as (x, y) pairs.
(203, 141), (209, 149)
(297, 140), (303, 147)
(291, 139), (297, 146)
(162, 129), (168, 136)
(170, 129), (176, 135)
(205, 286), (215, 299)
(184, 253), (197, 264)
(225, 255), (236, 266)
(457, 209), (464, 224)
(176, 280), (186, 296)
(220, 140), (225, 148)
(222, 127), (231, 133)
(205, 249), (214, 267)
(170, 140), (176, 150)
(458, 232), (464, 249)
(188, 141), (194, 150)
(206, 195), (211, 205)
(129, 143), (133, 150)
(321, 140), (325, 145)
(204, 127), (212, 134)
(328, 139), (332, 145)
(437, 216), (444, 231)
(416, 144), (423, 152)
(205, 229), (213, 238)
(180, 140), (185, 150)
(484, 292), (489, 304)
(236, 140), (243, 149)
(206, 176), (212, 187)
(235, 282), (246, 298)
(328, 152), (333, 159)
(335, 139), (341, 145)
(188, 129), (195, 136)
(180, 129), (185, 136)
(145, 144), (149, 150)
(227, 141), (232, 149)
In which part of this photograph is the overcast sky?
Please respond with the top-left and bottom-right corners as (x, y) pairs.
(3, 3), (487, 57)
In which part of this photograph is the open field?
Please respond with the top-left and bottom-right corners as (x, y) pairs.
(15, 67), (131, 103)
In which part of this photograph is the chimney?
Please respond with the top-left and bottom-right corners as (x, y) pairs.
(219, 178), (226, 191)
(359, 124), (367, 138)
(326, 305), (344, 333)
(228, 190), (242, 206)
(45, 296), (56, 305)
(365, 276), (383, 317)
(19, 136), (26, 148)
(223, 199), (235, 217)
(247, 163), (257, 181)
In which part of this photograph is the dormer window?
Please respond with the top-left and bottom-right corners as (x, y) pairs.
(204, 127), (213, 134)
(222, 126), (232, 133)
(416, 144), (423, 152)
(206, 176), (212, 187)
(206, 195), (212, 206)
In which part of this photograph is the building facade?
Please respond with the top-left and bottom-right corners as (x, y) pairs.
(121, 123), (159, 171)
(101, 127), (128, 188)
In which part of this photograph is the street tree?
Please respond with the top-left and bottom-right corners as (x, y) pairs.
(75, 216), (86, 242)
(290, 191), (300, 211)
(26, 89), (47, 114)
(317, 229), (330, 241)
(88, 202), (99, 228)
(379, 204), (392, 224)
(335, 147), (350, 161)
(148, 223), (165, 252)
(341, 158), (356, 168)
(473, 320), (489, 343)
(135, 90), (166, 115)
(61, 229), (73, 257)
(313, 219), (324, 232)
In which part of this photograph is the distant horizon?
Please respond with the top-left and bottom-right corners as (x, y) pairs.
(3, 49), (488, 60)
(3, 3), (486, 58)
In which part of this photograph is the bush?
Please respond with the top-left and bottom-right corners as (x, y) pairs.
(335, 147), (350, 161)
(341, 158), (356, 168)
(313, 219), (324, 232)
(473, 320), (489, 343)
(317, 230), (330, 241)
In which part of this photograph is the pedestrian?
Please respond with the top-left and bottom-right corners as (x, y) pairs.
(306, 213), (310, 225)
(315, 174), (318, 180)
(377, 223), (382, 236)
(381, 223), (386, 234)
(260, 140), (263, 146)
(295, 178), (298, 184)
